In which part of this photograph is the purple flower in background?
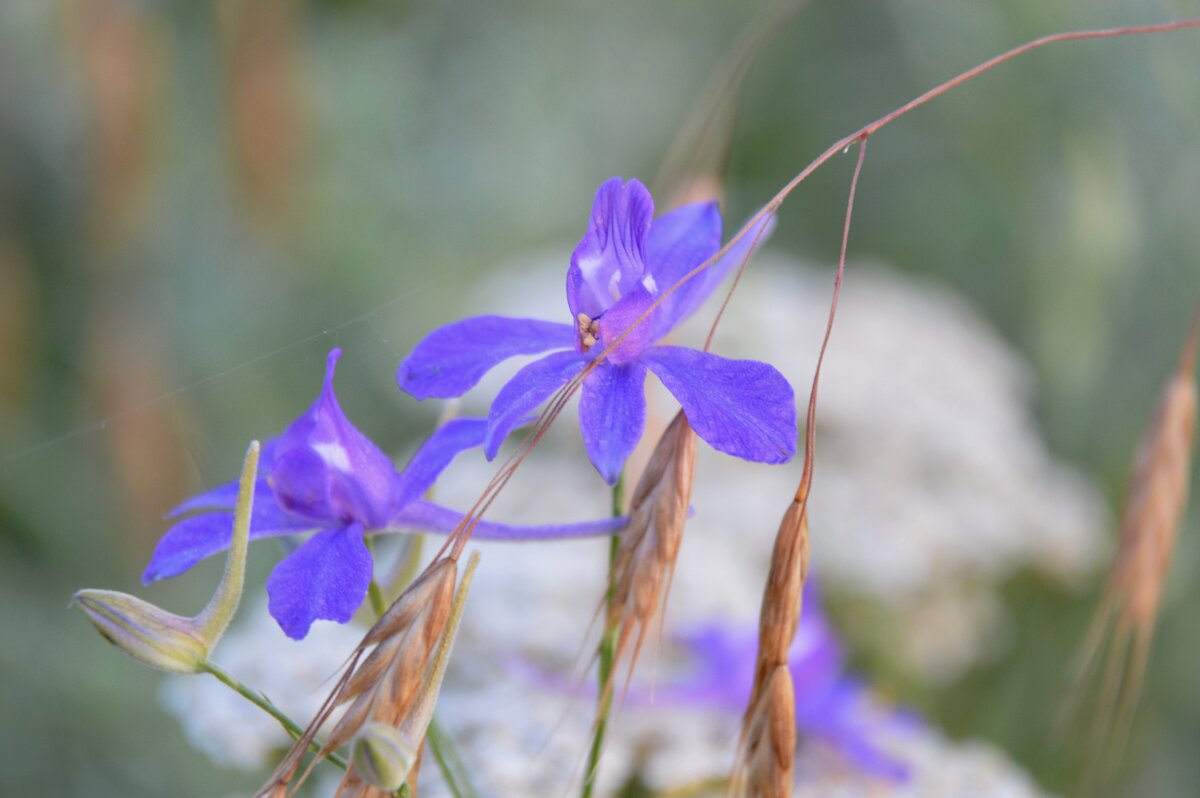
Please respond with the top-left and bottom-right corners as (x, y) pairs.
(654, 585), (911, 782)
(397, 177), (796, 484)
(143, 348), (626, 639)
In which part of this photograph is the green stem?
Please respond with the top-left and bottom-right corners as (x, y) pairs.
(427, 716), (480, 798)
(200, 661), (348, 771)
(582, 474), (625, 798)
(367, 577), (389, 618)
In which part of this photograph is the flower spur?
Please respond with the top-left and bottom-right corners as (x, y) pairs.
(143, 348), (626, 639)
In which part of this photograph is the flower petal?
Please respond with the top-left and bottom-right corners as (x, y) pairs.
(578, 362), (647, 484)
(166, 440), (281, 518)
(567, 178), (654, 320)
(270, 349), (398, 527)
(143, 503), (316, 583)
(388, 500), (627, 541)
(642, 346), (796, 463)
(166, 478), (274, 519)
(392, 418), (488, 509)
(797, 677), (910, 782)
(652, 211), (775, 339)
(266, 523), (373, 639)
(594, 283), (658, 364)
(397, 315), (576, 400)
(484, 350), (585, 459)
(644, 200), (721, 328)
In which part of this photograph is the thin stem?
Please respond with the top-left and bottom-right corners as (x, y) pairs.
(796, 136), (868, 503)
(200, 661), (348, 771)
(391, 535), (426, 600)
(367, 577), (388, 618)
(582, 474), (625, 798)
(427, 717), (481, 798)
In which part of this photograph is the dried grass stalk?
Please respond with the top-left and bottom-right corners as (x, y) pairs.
(255, 557), (458, 798)
(749, 497), (810, 702)
(604, 410), (698, 694)
(732, 492), (809, 798)
(738, 664), (797, 798)
(732, 137), (867, 798)
(1066, 305), (1198, 781)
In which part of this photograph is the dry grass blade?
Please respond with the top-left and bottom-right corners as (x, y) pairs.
(652, 0), (803, 210)
(737, 664), (797, 798)
(1064, 302), (1199, 784)
(732, 138), (867, 798)
(603, 410), (698, 699)
(333, 770), (393, 798)
(732, 494), (809, 798)
(255, 557), (458, 798)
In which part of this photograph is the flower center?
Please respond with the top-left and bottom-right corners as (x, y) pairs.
(576, 312), (600, 351)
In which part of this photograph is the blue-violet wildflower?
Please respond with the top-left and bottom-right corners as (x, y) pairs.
(144, 348), (626, 639)
(396, 178), (797, 484)
(661, 585), (911, 781)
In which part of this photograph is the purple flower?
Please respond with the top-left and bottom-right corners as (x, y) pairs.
(658, 585), (911, 782)
(397, 178), (796, 484)
(143, 348), (626, 639)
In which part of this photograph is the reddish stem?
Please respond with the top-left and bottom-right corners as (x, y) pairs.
(439, 18), (1199, 553)
(796, 135), (867, 502)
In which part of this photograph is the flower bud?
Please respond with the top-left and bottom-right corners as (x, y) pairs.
(73, 441), (261, 673)
(351, 722), (417, 791)
(72, 590), (209, 673)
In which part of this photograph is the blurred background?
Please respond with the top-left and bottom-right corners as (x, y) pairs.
(0, 0), (1197, 795)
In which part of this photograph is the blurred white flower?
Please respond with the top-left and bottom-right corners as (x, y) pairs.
(161, 251), (1095, 796)
(446, 251), (1109, 682)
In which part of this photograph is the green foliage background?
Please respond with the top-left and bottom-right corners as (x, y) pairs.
(0, 1), (1196, 795)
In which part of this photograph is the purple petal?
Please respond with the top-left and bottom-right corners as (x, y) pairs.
(143, 502), (316, 583)
(578, 362), (647, 484)
(269, 447), (339, 521)
(653, 211), (775, 338)
(643, 201), (721, 331)
(631, 624), (757, 708)
(392, 418), (488, 509)
(484, 350), (585, 459)
(270, 349), (398, 527)
(166, 441), (280, 518)
(798, 678), (909, 782)
(790, 610), (845, 694)
(594, 283), (659, 364)
(567, 178), (654, 320)
(388, 499), (627, 541)
(166, 478), (273, 519)
(643, 346), (796, 464)
(829, 733), (910, 783)
(266, 523), (373, 639)
(397, 315), (576, 400)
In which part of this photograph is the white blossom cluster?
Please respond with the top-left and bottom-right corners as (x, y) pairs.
(460, 253), (1109, 683)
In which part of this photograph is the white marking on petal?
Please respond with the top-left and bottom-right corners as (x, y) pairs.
(314, 442), (352, 472)
(578, 253), (603, 285)
(642, 274), (658, 294)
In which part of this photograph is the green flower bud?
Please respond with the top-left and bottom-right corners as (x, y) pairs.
(72, 590), (209, 673)
(352, 722), (417, 791)
(73, 441), (260, 673)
